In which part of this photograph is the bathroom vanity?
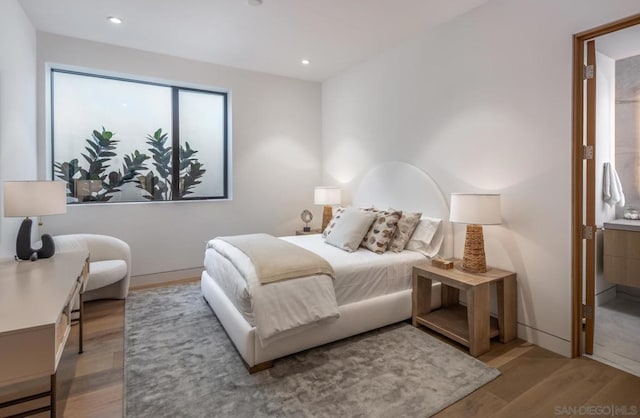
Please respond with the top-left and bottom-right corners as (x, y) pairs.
(603, 219), (640, 288)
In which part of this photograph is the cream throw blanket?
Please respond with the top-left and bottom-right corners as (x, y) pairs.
(218, 233), (334, 284)
(209, 234), (339, 344)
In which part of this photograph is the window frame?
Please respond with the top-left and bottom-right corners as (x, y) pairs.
(49, 68), (229, 203)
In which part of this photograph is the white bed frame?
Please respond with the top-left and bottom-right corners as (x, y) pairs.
(201, 162), (452, 371)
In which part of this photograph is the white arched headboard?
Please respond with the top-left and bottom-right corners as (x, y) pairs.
(352, 161), (453, 258)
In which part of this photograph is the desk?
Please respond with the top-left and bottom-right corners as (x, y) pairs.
(0, 250), (89, 417)
(412, 260), (517, 357)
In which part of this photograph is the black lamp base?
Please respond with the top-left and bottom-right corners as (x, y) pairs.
(16, 218), (56, 261)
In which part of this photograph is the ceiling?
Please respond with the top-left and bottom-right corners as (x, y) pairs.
(597, 24), (640, 61)
(18, 0), (487, 82)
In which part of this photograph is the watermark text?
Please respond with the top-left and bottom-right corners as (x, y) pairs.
(554, 404), (638, 416)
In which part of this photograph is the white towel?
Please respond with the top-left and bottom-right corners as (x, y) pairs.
(603, 162), (625, 207)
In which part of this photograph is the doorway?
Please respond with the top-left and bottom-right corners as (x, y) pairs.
(572, 14), (640, 375)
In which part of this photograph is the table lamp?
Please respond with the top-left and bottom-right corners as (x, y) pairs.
(314, 186), (342, 231)
(3, 181), (67, 260)
(449, 193), (501, 273)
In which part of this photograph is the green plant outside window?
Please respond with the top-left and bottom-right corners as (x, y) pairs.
(51, 69), (228, 203)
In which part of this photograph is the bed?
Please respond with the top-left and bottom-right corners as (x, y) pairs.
(201, 162), (453, 372)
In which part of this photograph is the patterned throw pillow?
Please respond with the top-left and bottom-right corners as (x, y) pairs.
(361, 210), (403, 254)
(388, 212), (422, 252)
(322, 206), (347, 238)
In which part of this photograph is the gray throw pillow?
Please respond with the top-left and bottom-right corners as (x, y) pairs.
(324, 208), (376, 252)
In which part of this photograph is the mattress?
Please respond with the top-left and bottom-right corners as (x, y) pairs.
(203, 234), (427, 326)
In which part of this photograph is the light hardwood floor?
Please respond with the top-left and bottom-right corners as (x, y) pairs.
(7, 292), (640, 418)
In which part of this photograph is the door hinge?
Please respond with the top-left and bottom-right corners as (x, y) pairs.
(583, 145), (594, 160)
(583, 64), (595, 80)
(582, 225), (594, 240)
(582, 303), (594, 320)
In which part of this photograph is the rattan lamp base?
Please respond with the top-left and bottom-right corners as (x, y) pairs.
(321, 206), (333, 231)
(462, 224), (487, 273)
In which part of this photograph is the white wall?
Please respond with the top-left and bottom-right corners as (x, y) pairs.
(321, 0), (640, 356)
(0, 0), (37, 259)
(616, 54), (640, 214)
(615, 54), (640, 300)
(594, 51), (616, 302)
(37, 33), (323, 282)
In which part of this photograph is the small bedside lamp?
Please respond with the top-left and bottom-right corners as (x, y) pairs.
(3, 181), (67, 260)
(449, 193), (501, 273)
(314, 186), (342, 231)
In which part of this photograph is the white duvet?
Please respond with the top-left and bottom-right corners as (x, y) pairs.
(207, 239), (339, 345)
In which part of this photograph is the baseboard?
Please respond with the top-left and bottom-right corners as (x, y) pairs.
(517, 323), (571, 358)
(617, 285), (640, 300)
(130, 267), (202, 289)
(616, 291), (640, 302)
(596, 286), (617, 306)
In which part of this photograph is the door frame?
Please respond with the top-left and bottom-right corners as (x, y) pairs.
(571, 13), (640, 357)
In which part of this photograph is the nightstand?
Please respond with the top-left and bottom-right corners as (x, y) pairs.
(412, 260), (517, 357)
(295, 228), (322, 235)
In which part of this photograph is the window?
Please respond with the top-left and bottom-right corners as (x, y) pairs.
(51, 69), (228, 203)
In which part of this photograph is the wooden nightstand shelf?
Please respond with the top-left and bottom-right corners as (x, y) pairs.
(412, 260), (517, 357)
(296, 228), (322, 235)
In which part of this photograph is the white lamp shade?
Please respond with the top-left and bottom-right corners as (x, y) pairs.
(4, 181), (67, 217)
(314, 187), (341, 205)
(449, 193), (501, 225)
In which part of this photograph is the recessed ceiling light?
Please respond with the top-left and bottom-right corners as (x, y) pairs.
(301, 59), (311, 65)
(248, 0), (263, 6)
(107, 16), (122, 24)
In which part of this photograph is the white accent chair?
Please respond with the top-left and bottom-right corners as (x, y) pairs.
(53, 234), (131, 301)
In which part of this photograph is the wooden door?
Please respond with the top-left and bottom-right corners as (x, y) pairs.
(584, 39), (596, 354)
(572, 13), (640, 358)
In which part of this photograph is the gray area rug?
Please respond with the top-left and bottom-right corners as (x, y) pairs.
(125, 283), (500, 417)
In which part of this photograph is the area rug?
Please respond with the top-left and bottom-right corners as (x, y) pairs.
(125, 283), (500, 417)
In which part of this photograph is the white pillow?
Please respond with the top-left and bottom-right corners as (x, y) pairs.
(325, 208), (377, 252)
(322, 206), (374, 238)
(406, 217), (443, 257)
